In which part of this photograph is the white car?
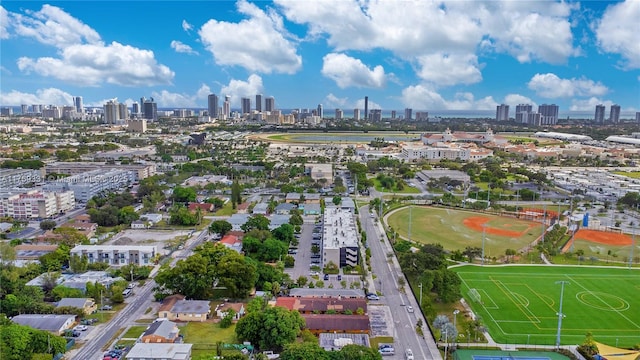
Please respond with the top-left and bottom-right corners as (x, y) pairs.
(405, 349), (414, 360)
(74, 325), (88, 331)
(406, 306), (414, 313)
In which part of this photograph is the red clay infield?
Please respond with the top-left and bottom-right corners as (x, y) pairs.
(573, 229), (633, 246)
(463, 216), (536, 237)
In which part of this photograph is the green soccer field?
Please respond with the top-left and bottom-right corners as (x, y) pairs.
(453, 265), (640, 347)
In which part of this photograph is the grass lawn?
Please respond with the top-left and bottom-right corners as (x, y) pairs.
(612, 171), (640, 179)
(387, 207), (540, 256)
(121, 325), (147, 339)
(369, 336), (394, 350)
(372, 178), (421, 194)
(182, 321), (238, 355)
(454, 265), (640, 347)
(215, 202), (235, 216)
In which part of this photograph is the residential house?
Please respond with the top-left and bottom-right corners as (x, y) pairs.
(140, 213), (163, 224)
(252, 203), (268, 215)
(131, 220), (147, 229)
(288, 288), (365, 299)
(302, 314), (370, 335)
(11, 314), (76, 335)
(274, 202), (296, 215)
(304, 193), (321, 204)
(214, 303), (245, 320)
(305, 163), (333, 185)
(158, 297), (210, 322)
(236, 202), (250, 214)
(219, 234), (242, 253)
(275, 297), (367, 314)
(56, 298), (97, 315)
(139, 320), (180, 343)
(268, 214), (290, 230)
(0, 222), (12, 232)
(126, 343), (192, 360)
(228, 213), (250, 232)
(303, 203), (321, 216)
(14, 244), (58, 261)
(285, 193), (304, 203)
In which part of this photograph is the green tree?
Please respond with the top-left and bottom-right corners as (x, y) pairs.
(271, 224), (295, 244)
(69, 254), (88, 273)
(172, 186), (197, 203)
(118, 205), (139, 225)
(51, 227), (87, 246)
(279, 342), (330, 360)
(336, 344), (383, 360)
(220, 309), (236, 328)
(231, 181), (242, 208)
(209, 220), (233, 236)
(235, 306), (305, 351)
(0, 322), (66, 360)
(241, 215), (271, 232)
(39, 220), (57, 231)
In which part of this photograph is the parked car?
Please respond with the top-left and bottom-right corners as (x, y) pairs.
(127, 283), (136, 289)
(378, 344), (395, 356)
(74, 325), (88, 331)
(101, 305), (113, 310)
(367, 293), (380, 301)
(337, 275), (342, 281)
(406, 306), (414, 313)
(323, 274), (329, 281)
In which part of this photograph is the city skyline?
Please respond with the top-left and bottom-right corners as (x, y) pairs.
(0, 1), (638, 112)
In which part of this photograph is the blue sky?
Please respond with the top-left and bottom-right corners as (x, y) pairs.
(1, 0), (638, 114)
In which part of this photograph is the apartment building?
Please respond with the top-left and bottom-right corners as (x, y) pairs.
(43, 169), (135, 202)
(70, 245), (157, 267)
(0, 189), (75, 219)
(322, 207), (359, 268)
(0, 168), (44, 188)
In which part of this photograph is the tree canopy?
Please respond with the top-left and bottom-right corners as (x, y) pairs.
(235, 305), (304, 351)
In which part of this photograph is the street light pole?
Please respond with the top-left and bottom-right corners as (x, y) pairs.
(481, 224), (486, 266)
(630, 227), (635, 269)
(555, 281), (570, 348)
(418, 283), (423, 306)
(408, 204), (412, 242)
(453, 309), (460, 346)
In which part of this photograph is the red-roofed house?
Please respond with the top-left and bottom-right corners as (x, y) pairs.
(302, 314), (370, 335)
(219, 234), (242, 253)
(188, 203), (214, 212)
(275, 297), (367, 314)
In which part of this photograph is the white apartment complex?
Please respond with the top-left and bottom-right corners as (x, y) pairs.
(70, 245), (157, 267)
(0, 189), (75, 219)
(43, 169), (135, 202)
(401, 144), (493, 162)
(322, 207), (359, 268)
(0, 168), (44, 188)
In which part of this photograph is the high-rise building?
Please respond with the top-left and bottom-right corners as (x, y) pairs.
(538, 104), (559, 125)
(0, 107), (12, 116)
(73, 96), (84, 114)
(364, 96), (369, 121)
(594, 104), (606, 124)
(265, 97), (275, 112)
(132, 103), (140, 117)
(255, 94), (263, 113)
(103, 100), (119, 124)
(391, 110), (396, 119)
(142, 98), (157, 122)
(32, 105), (42, 114)
(370, 109), (382, 122)
(21, 105), (29, 114)
(405, 108), (413, 121)
(118, 103), (129, 121)
(208, 94), (219, 118)
(415, 111), (429, 121)
(241, 97), (251, 114)
(335, 109), (343, 120)
(496, 104), (509, 121)
(636, 112), (640, 123)
(223, 96), (231, 118)
(610, 104), (621, 123)
(353, 108), (360, 120)
(317, 104), (323, 118)
(515, 104), (533, 123)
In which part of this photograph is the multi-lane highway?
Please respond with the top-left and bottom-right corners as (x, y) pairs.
(361, 205), (442, 360)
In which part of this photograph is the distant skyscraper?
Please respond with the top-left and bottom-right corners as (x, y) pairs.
(208, 94), (219, 118)
(103, 100), (118, 124)
(21, 104), (29, 115)
(143, 98), (157, 121)
(0, 107), (13, 116)
(353, 108), (360, 120)
(404, 108), (413, 121)
(132, 103), (140, 117)
(118, 103), (129, 120)
(594, 104), (605, 124)
(496, 104), (509, 121)
(317, 104), (323, 118)
(636, 112), (640, 123)
(140, 97), (145, 114)
(335, 109), (343, 120)
(515, 104), (532, 123)
(241, 97), (251, 114)
(32, 105), (42, 114)
(415, 111), (429, 121)
(610, 104), (621, 123)
(223, 96), (231, 118)
(73, 96), (84, 114)
(265, 97), (275, 112)
(391, 110), (396, 119)
(255, 94), (263, 112)
(370, 109), (382, 122)
(538, 104), (559, 125)
(364, 96), (369, 121)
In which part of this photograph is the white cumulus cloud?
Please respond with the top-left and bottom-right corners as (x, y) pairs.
(18, 42), (175, 87)
(9, 5), (174, 87)
(149, 84), (211, 108)
(528, 73), (609, 98)
(321, 53), (386, 89)
(415, 52), (482, 86)
(0, 6), (10, 39)
(170, 40), (198, 55)
(199, 0), (301, 74)
(401, 85), (496, 110)
(220, 74), (264, 108)
(0, 87), (73, 106)
(569, 97), (616, 111)
(503, 94), (537, 109)
(595, 0), (640, 69)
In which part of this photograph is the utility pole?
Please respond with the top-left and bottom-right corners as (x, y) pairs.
(481, 224), (486, 266)
(418, 283), (423, 306)
(555, 281), (570, 348)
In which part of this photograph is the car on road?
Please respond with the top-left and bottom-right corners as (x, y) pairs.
(405, 349), (414, 360)
(378, 344), (395, 356)
(74, 325), (88, 331)
(101, 305), (113, 310)
(323, 274), (329, 281)
(406, 306), (414, 313)
(127, 283), (136, 289)
(337, 275), (342, 281)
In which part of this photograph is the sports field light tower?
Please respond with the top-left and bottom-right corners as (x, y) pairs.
(555, 281), (570, 348)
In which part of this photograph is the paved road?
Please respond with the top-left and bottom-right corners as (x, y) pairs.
(361, 205), (442, 360)
(69, 228), (209, 359)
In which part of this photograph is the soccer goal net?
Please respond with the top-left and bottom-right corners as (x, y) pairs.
(468, 288), (481, 303)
